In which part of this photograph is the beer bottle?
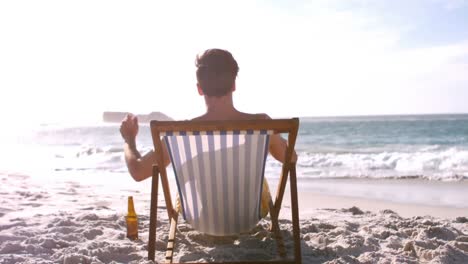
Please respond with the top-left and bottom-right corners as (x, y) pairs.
(126, 196), (138, 240)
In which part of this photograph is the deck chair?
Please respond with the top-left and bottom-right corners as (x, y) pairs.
(148, 119), (301, 264)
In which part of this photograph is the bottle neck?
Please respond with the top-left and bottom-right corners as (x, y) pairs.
(128, 196), (136, 216)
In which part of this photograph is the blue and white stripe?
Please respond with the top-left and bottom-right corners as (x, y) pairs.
(164, 131), (270, 236)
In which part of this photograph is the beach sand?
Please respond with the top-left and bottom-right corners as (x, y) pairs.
(1, 173), (467, 263)
(271, 178), (468, 219)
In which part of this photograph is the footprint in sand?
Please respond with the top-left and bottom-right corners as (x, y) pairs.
(83, 228), (104, 240)
(20, 203), (42, 208)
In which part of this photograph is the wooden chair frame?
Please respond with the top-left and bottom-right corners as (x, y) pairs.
(148, 118), (301, 264)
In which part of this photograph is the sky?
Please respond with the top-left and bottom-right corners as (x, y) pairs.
(1, 0), (468, 124)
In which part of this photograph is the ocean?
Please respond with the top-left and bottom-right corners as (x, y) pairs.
(294, 114), (468, 180)
(2, 114), (468, 182)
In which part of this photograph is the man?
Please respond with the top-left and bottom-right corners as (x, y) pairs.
(120, 49), (296, 216)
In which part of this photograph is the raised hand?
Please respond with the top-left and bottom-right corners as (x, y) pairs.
(120, 113), (139, 144)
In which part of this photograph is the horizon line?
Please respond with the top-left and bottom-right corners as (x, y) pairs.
(294, 112), (468, 119)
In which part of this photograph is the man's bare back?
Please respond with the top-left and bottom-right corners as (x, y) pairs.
(192, 111), (267, 122)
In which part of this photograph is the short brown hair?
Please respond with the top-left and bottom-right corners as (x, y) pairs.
(196, 49), (239, 97)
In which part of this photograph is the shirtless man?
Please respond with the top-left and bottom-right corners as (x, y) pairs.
(120, 49), (296, 215)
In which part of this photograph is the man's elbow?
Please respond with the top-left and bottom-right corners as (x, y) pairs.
(131, 174), (145, 182)
(128, 167), (146, 182)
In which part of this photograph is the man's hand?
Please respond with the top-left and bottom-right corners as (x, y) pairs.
(120, 114), (139, 144)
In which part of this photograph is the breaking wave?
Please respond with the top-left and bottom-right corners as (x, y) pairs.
(264, 147), (468, 181)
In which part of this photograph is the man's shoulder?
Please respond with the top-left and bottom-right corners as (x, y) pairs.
(252, 113), (271, 120)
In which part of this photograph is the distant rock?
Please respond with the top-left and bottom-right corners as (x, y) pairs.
(102, 111), (173, 123)
(102, 112), (127, 123)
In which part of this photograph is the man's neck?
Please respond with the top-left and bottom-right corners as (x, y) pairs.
(204, 94), (238, 117)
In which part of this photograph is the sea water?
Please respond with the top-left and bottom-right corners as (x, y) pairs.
(2, 114), (467, 209)
(2, 114), (468, 182)
(293, 114), (468, 180)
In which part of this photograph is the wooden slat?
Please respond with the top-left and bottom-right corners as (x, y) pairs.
(273, 118), (299, 217)
(267, 195), (286, 257)
(161, 167), (177, 218)
(289, 164), (302, 264)
(273, 164), (290, 217)
(150, 118), (299, 134)
(165, 214), (179, 263)
(285, 119), (299, 166)
(271, 213), (287, 257)
(148, 165), (160, 261)
(151, 131), (176, 219)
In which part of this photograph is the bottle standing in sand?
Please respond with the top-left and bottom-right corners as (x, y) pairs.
(126, 196), (138, 240)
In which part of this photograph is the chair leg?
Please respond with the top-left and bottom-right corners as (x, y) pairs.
(273, 165), (290, 220)
(165, 213), (179, 263)
(268, 196), (286, 258)
(271, 214), (287, 257)
(289, 165), (302, 264)
(148, 165), (160, 261)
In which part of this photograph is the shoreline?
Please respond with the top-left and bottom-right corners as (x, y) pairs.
(294, 192), (468, 219)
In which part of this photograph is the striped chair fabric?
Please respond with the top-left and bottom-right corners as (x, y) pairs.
(162, 129), (272, 236)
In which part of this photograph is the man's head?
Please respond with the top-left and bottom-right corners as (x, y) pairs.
(196, 49), (239, 97)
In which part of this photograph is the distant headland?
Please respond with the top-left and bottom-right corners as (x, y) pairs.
(102, 111), (173, 123)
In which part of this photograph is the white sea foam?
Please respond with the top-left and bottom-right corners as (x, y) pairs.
(264, 147), (468, 181)
(4, 141), (467, 182)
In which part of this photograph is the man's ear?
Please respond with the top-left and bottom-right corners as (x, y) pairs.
(197, 83), (204, 96)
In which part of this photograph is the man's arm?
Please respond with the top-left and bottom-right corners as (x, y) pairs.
(121, 114), (170, 182)
(123, 138), (155, 182)
(269, 134), (297, 163)
(260, 114), (298, 163)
